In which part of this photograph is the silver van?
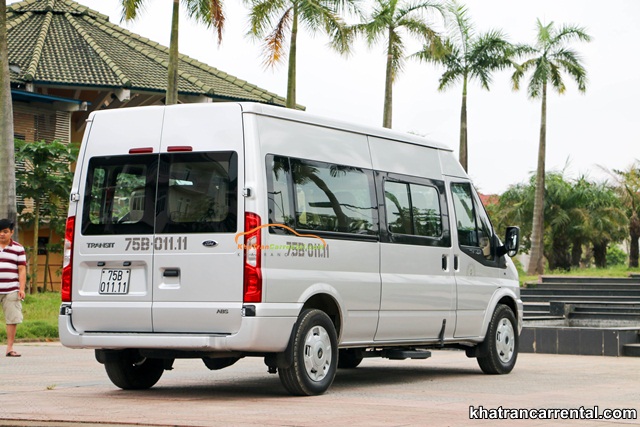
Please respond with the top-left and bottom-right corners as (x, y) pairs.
(60, 102), (522, 396)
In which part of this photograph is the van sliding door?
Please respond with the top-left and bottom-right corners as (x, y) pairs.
(375, 174), (456, 341)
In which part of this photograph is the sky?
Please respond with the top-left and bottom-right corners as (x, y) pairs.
(20, 0), (639, 194)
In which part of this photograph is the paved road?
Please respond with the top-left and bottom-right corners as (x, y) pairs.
(1, 342), (639, 426)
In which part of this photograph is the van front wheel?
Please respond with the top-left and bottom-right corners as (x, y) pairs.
(477, 304), (518, 375)
(279, 309), (338, 396)
(104, 354), (164, 390)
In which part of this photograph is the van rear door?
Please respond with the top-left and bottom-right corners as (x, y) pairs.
(151, 104), (244, 333)
(71, 107), (164, 333)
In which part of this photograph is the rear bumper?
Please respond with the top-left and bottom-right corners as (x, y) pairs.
(59, 307), (297, 353)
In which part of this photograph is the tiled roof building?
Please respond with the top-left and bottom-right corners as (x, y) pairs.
(7, 0), (292, 141)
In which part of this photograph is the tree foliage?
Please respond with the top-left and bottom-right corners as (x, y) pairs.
(245, 0), (358, 109)
(352, 0), (444, 128)
(489, 171), (628, 271)
(611, 162), (640, 267)
(15, 140), (79, 293)
(414, 0), (513, 171)
(511, 19), (591, 275)
(120, 0), (225, 105)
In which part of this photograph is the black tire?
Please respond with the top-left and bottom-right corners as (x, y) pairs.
(477, 304), (518, 375)
(278, 309), (338, 396)
(338, 349), (363, 369)
(104, 354), (164, 390)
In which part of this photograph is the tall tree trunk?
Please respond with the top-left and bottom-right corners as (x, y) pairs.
(459, 74), (468, 172)
(593, 241), (608, 269)
(286, 6), (298, 109)
(29, 199), (40, 294)
(44, 227), (53, 291)
(571, 239), (583, 268)
(0, 3), (17, 232)
(382, 28), (394, 129)
(527, 82), (547, 276)
(630, 212), (640, 268)
(166, 0), (180, 105)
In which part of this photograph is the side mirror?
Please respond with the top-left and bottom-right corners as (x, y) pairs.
(503, 226), (520, 257)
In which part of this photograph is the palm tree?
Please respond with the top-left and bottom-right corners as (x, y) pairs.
(512, 19), (591, 275)
(0, 2), (17, 228)
(246, 0), (357, 109)
(120, 0), (225, 105)
(612, 162), (640, 267)
(353, 0), (444, 128)
(414, 0), (512, 171)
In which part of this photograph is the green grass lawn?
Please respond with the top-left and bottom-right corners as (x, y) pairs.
(0, 292), (60, 343)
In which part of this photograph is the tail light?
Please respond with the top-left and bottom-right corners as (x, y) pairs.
(61, 216), (75, 302)
(243, 212), (262, 303)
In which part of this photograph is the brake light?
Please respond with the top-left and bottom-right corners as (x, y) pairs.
(129, 147), (154, 154)
(243, 212), (262, 303)
(61, 216), (75, 302)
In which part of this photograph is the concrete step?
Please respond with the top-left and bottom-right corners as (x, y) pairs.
(524, 284), (640, 291)
(623, 343), (640, 357)
(523, 302), (550, 312)
(521, 295), (640, 303)
(523, 315), (564, 321)
(519, 326), (640, 356)
(521, 288), (640, 297)
(573, 305), (640, 314)
(539, 276), (640, 285)
(570, 312), (640, 321)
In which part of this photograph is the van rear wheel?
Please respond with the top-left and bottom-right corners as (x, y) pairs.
(279, 309), (338, 396)
(477, 304), (518, 375)
(104, 354), (164, 390)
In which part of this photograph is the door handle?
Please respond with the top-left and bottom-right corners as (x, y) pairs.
(453, 255), (459, 271)
(441, 255), (448, 271)
(163, 269), (180, 278)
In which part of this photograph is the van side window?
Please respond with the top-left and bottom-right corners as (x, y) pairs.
(157, 152), (238, 234)
(381, 177), (449, 247)
(384, 181), (443, 238)
(82, 155), (155, 235)
(451, 182), (494, 260)
(266, 155), (377, 237)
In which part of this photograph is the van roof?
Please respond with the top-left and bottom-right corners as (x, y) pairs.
(238, 103), (453, 152)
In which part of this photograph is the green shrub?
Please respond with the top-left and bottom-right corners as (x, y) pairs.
(606, 246), (627, 267)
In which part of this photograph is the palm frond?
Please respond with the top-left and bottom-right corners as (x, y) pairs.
(548, 62), (566, 94)
(120, 0), (147, 22)
(445, 0), (472, 56)
(261, 8), (293, 67)
(551, 23), (591, 46)
(247, 0), (288, 38)
(183, 0), (226, 43)
(389, 28), (405, 78)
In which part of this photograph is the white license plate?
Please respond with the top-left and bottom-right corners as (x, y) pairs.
(99, 269), (130, 294)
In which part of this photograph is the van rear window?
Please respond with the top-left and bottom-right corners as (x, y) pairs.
(82, 155), (156, 235)
(81, 152), (237, 235)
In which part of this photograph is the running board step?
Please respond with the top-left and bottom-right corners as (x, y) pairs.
(384, 349), (432, 360)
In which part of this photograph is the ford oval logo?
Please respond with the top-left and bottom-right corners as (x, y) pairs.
(202, 240), (218, 248)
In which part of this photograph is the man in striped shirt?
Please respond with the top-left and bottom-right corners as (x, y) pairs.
(0, 219), (27, 357)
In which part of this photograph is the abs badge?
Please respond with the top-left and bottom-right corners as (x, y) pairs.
(202, 240), (219, 248)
